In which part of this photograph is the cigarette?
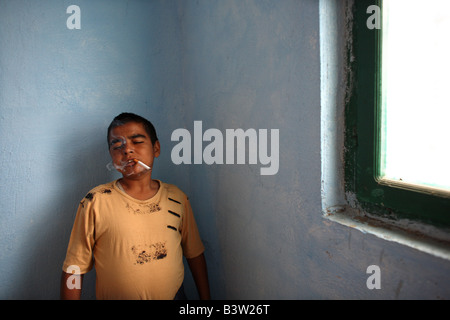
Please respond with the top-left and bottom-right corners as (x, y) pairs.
(133, 159), (151, 170)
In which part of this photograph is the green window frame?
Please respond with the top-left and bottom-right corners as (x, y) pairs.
(345, 0), (450, 228)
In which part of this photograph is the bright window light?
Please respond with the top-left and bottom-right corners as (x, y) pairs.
(379, 0), (450, 196)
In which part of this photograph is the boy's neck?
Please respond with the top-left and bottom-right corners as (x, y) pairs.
(118, 174), (160, 201)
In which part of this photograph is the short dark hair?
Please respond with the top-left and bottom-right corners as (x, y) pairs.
(107, 113), (158, 147)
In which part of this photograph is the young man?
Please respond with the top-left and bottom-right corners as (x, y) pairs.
(60, 113), (210, 300)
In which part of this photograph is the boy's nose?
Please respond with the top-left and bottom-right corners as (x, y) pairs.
(123, 143), (134, 155)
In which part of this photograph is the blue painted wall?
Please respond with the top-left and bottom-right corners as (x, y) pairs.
(0, 0), (184, 299)
(1, 0), (450, 299)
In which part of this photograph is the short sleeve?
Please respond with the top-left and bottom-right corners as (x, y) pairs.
(180, 197), (205, 259)
(62, 197), (96, 274)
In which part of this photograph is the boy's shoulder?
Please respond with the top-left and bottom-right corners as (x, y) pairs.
(160, 181), (188, 203)
(88, 180), (116, 194)
(81, 181), (116, 200)
(78, 181), (116, 208)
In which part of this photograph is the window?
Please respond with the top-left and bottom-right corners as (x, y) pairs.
(378, 0), (450, 196)
(345, 0), (450, 228)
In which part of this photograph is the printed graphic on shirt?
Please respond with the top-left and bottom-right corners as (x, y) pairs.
(131, 242), (167, 265)
(125, 202), (161, 215)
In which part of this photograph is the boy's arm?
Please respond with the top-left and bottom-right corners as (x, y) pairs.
(60, 271), (84, 300)
(186, 253), (211, 300)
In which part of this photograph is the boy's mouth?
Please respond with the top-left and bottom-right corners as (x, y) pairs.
(125, 159), (136, 167)
(118, 158), (151, 172)
(119, 159), (136, 169)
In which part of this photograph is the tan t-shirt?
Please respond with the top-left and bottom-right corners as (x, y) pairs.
(62, 180), (204, 300)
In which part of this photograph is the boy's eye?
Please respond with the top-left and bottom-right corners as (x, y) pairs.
(110, 141), (124, 150)
(112, 144), (123, 150)
(109, 138), (124, 150)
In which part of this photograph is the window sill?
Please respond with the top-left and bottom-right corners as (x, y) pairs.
(323, 204), (450, 261)
(320, 0), (450, 262)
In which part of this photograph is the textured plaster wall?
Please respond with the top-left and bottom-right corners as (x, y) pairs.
(0, 0), (184, 299)
(1, 0), (450, 300)
(180, 0), (450, 300)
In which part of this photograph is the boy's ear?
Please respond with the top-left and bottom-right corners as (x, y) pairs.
(153, 140), (161, 158)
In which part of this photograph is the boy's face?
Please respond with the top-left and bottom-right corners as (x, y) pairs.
(108, 121), (160, 177)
